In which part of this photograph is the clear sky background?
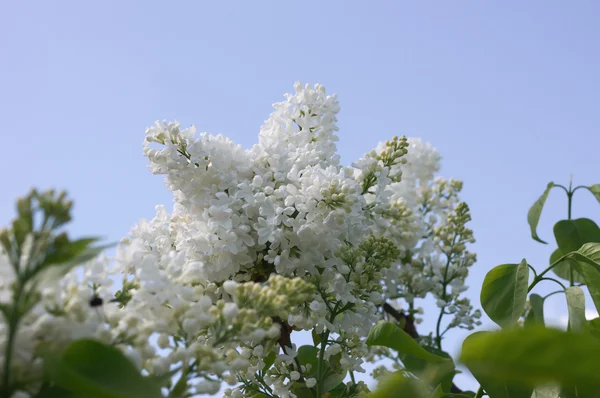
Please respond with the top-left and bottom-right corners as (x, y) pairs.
(1, 0), (599, 393)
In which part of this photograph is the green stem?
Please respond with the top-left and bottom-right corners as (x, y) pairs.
(316, 330), (330, 397)
(529, 258), (565, 293)
(527, 264), (538, 279)
(2, 284), (24, 398)
(544, 290), (566, 300)
(435, 249), (455, 350)
(538, 277), (567, 291)
(434, 308), (445, 350)
(1, 324), (16, 397)
(567, 184), (576, 287)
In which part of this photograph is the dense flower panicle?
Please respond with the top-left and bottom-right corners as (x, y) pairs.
(0, 83), (477, 397)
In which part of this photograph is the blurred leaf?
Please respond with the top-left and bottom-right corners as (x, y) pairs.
(466, 355), (533, 398)
(480, 260), (529, 328)
(369, 371), (429, 398)
(527, 182), (555, 244)
(531, 384), (560, 398)
(327, 382), (348, 397)
(290, 387), (312, 398)
(36, 243), (111, 285)
(460, 326), (600, 393)
(0, 303), (11, 323)
(44, 339), (162, 398)
(586, 185), (600, 204)
(566, 286), (587, 332)
(366, 321), (449, 362)
(560, 385), (600, 398)
(43, 237), (100, 267)
(401, 347), (455, 392)
(33, 385), (76, 398)
(525, 294), (545, 326)
(588, 318), (600, 340)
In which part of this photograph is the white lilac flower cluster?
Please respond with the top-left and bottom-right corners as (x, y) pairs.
(0, 83), (478, 398)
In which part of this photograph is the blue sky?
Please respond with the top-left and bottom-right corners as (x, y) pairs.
(1, 0), (599, 392)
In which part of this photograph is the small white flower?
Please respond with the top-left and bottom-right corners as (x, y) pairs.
(306, 378), (317, 388)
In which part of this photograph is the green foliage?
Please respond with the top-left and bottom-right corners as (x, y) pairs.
(524, 293), (545, 326)
(565, 287), (586, 332)
(369, 371), (429, 398)
(552, 218), (600, 282)
(366, 321), (449, 363)
(44, 339), (163, 398)
(564, 243), (600, 313)
(550, 248), (584, 284)
(480, 260), (529, 328)
(295, 345), (346, 395)
(0, 189), (109, 397)
(460, 326), (600, 393)
(531, 385), (561, 398)
(585, 184), (600, 204)
(527, 182), (555, 244)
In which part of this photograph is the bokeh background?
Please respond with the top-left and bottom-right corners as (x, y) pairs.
(2, 0), (599, 391)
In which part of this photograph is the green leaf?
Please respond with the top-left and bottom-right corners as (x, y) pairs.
(295, 345), (344, 394)
(0, 303), (11, 323)
(480, 260), (529, 328)
(323, 371), (346, 393)
(401, 347), (455, 391)
(527, 182), (555, 244)
(370, 371), (429, 398)
(43, 237), (100, 267)
(588, 318), (600, 340)
(366, 321), (449, 362)
(586, 185), (600, 204)
(467, 361), (533, 398)
(559, 385), (600, 398)
(33, 386), (76, 398)
(531, 384), (560, 398)
(459, 326), (600, 393)
(550, 248), (584, 283)
(296, 345), (319, 377)
(552, 219), (600, 282)
(525, 294), (545, 326)
(44, 339), (163, 398)
(327, 382), (347, 398)
(262, 350), (276, 372)
(290, 387), (313, 398)
(564, 243), (600, 313)
(554, 219), (600, 253)
(36, 243), (112, 285)
(311, 329), (321, 346)
(566, 286), (586, 332)
(432, 385), (445, 398)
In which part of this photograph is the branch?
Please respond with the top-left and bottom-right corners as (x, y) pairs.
(273, 317), (305, 382)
